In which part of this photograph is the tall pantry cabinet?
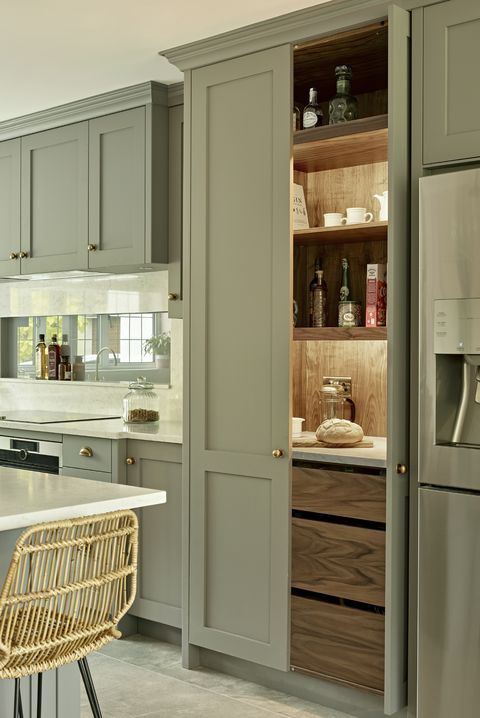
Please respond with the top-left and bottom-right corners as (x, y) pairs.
(163, 2), (414, 715)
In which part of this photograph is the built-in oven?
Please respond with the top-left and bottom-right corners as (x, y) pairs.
(0, 436), (62, 474)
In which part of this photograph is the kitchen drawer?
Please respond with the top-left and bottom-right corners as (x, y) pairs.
(292, 517), (385, 606)
(292, 466), (385, 523)
(291, 595), (384, 693)
(63, 436), (112, 473)
(61, 467), (111, 483)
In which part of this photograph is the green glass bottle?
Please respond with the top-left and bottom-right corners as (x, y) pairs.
(339, 257), (350, 302)
(329, 65), (358, 124)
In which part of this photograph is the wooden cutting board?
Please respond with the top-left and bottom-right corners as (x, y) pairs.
(292, 437), (375, 449)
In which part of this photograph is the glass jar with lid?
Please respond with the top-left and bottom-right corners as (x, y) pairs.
(319, 385), (345, 422)
(123, 377), (159, 424)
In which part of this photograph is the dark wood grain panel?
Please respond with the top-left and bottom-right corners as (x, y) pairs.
(294, 128), (387, 173)
(294, 221), (387, 245)
(291, 518), (385, 606)
(291, 595), (385, 693)
(292, 466), (386, 522)
(293, 327), (387, 340)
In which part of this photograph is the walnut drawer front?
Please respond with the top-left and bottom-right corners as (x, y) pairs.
(292, 466), (386, 523)
(291, 595), (384, 693)
(291, 517), (385, 606)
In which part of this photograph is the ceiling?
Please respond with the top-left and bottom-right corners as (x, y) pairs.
(0, 0), (333, 122)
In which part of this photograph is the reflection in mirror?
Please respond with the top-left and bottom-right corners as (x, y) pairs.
(7, 312), (171, 384)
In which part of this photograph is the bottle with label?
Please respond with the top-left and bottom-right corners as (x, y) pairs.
(61, 333), (70, 359)
(58, 356), (67, 381)
(338, 257), (362, 327)
(329, 65), (358, 124)
(35, 334), (48, 380)
(302, 88), (323, 129)
(309, 257), (321, 326)
(47, 335), (61, 380)
(339, 257), (350, 302)
(312, 269), (328, 327)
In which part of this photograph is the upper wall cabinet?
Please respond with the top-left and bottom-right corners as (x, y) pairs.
(423, 0), (480, 166)
(0, 82), (170, 276)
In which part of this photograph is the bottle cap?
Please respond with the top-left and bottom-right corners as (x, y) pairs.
(39, 334), (45, 341)
(335, 65), (352, 78)
(51, 334), (57, 341)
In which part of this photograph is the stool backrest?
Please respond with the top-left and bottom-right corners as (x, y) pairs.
(0, 510), (138, 674)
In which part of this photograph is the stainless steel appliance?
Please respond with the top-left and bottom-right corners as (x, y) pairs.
(0, 436), (62, 473)
(418, 168), (480, 717)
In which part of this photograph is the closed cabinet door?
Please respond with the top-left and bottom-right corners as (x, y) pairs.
(125, 441), (182, 628)
(21, 122), (88, 273)
(424, 0), (480, 165)
(188, 45), (292, 670)
(168, 103), (183, 319)
(0, 138), (20, 276)
(88, 108), (146, 269)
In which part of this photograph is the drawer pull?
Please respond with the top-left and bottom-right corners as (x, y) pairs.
(79, 447), (93, 458)
(126, 457), (136, 466)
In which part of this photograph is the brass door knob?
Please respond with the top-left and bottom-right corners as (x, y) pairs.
(9, 252), (18, 260)
(396, 463), (408, 475)
(79, 447), (93, 457)
(126, 457), (136, 466)
(272, 449), (284, 458)
(19, 251), (28, 259)
(87, 244), (97, 252)
(168, 293), (178, 301)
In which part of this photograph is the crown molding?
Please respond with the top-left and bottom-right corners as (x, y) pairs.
(167, 82), (184, 107)
(0, 81), (168, 141)
(160, 0), (445, 70)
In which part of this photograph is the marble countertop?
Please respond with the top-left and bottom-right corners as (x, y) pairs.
(0, 418), (182, 444)
(292, 434), (387, 469)
(0, 467), (166, 531)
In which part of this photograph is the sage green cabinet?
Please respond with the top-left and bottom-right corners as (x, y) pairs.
(167, 103), (184, 318)
(0, 139), (20, 276)
(423, 0), (480, 165)
(21, 123), (88, 273)
(125, 440), (182, 628)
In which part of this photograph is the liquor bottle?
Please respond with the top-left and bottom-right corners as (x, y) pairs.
(35, 334), (48, 380)
(329, 65), (358, 124)
(309, 257), (322, 326)
(302, 88), (323, 129)
(47, 334), (61, 380)
(312, 269), (328, 327)
(293, 104), (301, 132)
(61, 333), (70, 358)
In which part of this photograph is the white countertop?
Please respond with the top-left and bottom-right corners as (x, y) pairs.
(292, 434), (387, 469)
(0, 418), (182, 444)
(0, 467), (166, 531)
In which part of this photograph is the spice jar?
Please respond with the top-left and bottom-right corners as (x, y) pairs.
(319, 385), (346, 422)
(123, 378), (159, 424)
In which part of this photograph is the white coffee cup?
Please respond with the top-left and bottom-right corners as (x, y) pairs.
(345, 207), (374, 224)
(292, 417), (305, 437)
(324, 212), (346, 227)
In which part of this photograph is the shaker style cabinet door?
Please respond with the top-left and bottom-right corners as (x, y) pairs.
(125, 441), (182, 628)
(188, 45), (292, 670)
(0, 138), (20, 276)
(21, 123), (88, 273)
(423, 0), (480, 165)
(167, 103), (184, 319)
(88, 107), (146, 269)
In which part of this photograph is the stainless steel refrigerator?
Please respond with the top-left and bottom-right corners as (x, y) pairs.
(418, 168), (480, 717)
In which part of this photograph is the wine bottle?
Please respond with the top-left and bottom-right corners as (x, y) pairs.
(302, 88), (323, 129)
(47, 334), (61, 380)
(35, 334), (48, 380)
(312, 269), (327, 327)
(309, 257), (321, 326)
(329, 65), (358, 124)
(339, 257), (351, 302)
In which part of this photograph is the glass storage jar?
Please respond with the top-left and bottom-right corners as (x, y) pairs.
(123, 378), (159, 424)
(319, 385), (346, 422)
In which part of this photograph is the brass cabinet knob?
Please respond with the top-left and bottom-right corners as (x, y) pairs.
(272, 449), (284, 458)
(396, 463), (408, 475)
(87, 244), (97, 252)
(79, 447), (93, 458)
(19, 251), (28, 259)
(126, 457), (136, 466)
(9, 252), (18, 260)
(168, 293), (178, 301)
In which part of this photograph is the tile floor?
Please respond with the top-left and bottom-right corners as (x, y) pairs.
(81, 634), (356, 718)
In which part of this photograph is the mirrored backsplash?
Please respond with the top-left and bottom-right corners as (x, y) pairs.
(4, 312), (171, 384)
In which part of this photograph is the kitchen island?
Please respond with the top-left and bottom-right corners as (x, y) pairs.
(0, 467), (166, 717)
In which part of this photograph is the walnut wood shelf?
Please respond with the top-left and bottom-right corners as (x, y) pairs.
(294, 221), (387, 245)
(293, 327), (387, 341)
(293, 115), (388, 172)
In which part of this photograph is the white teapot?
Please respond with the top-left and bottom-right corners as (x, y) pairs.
(373, 190), (388, 221)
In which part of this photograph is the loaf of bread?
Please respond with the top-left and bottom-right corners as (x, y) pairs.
(315, 418), (364, 445)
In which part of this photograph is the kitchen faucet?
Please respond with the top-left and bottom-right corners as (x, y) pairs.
(95, 346), (118, 381)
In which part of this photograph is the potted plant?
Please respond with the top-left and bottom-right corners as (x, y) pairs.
(143, 332), (171, 369)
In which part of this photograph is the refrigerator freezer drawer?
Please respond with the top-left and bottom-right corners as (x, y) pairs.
(418, 487), (480, 718)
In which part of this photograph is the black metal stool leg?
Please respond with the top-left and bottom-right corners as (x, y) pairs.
(37, 673), (43, 718)
(18, 686), (24, 718)
(13, 678), (23, 718)
(78, 657), (102, 718)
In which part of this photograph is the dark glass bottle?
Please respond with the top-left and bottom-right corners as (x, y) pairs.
(312, 269), (328, 327)
(47, 334), (61, 380)
(302, 88), (323, 129)
(339, 257), (351, 302)
(309, 257), (322, 326)
(329, 65), (358, 124)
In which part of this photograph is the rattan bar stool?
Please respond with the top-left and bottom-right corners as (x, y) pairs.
(0, 509), (138, 718)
